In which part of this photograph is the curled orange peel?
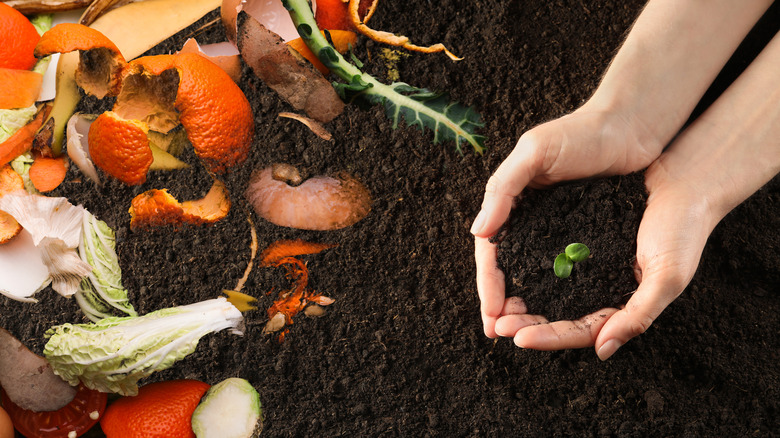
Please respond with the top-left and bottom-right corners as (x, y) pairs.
(129, 179), (231, 230)
(88, 111), (153, 185)
(35, 23), (127, 98)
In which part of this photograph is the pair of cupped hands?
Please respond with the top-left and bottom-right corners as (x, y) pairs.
(471, 28), (780, 359)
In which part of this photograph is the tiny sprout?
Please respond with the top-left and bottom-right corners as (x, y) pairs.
(554, 243), (590, 279)
(565, 243), (590, 262)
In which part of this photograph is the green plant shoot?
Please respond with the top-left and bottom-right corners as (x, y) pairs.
(282, 0), (485, 154)
(554, 243), (590, 279)
(565, 243), (590, 262)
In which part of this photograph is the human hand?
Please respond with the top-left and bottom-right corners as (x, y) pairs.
(484, 32), (780, 359)
(491, 174), (716, 359)
(472, 107), (663, 338)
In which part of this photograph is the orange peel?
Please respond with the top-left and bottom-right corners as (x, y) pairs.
(0, 165), (24, 245)
(36, 24), (254, 195)
(129, 179), (231, 230)
(35, 23), (127, 98)
(88, 111), (153, 186)
(121, 53), (254, 174)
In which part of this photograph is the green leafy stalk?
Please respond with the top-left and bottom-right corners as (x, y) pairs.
(282, 0), (485, 154)
(76, 213), (137, 322)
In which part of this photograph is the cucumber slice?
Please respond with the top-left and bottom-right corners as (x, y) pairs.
(191, 378), (262, 438)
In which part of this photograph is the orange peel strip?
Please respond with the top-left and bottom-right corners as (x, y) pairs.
(347, 0), (461, 61)
(259, 239), (337, 266)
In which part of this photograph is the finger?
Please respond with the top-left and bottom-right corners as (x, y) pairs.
(594, 274), (683, 360)
(501, 296), (528, 315)
(475, 236), (505, 338)
(471, 136), (541, 237)
(513, 308), (618, 350)
(494, 313), (548, 337)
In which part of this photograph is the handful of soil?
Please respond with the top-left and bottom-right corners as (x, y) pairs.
(496, 173), (647, 321)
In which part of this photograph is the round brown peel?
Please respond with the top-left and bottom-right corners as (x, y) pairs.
(246, 164), (372, 231)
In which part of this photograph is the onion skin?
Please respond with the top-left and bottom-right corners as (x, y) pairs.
(246, 164), (371, 231)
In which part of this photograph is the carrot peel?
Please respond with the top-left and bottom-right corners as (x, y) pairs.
(259, 239), (338, 266)
(29, 155), (68, 193)
(260, 240), (336, 341)
(0, 107), (47, 168)
(348, 0), (462, 61)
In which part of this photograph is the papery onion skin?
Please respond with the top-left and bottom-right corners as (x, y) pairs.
(246, 164), (371, 231)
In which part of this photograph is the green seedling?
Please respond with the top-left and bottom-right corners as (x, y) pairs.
(283, 0), (485, 154)
(554, 243), (590, 279)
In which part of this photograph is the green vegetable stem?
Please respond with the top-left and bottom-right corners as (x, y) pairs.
(553, 243), (590, 279)
(283, 0), (485, 154)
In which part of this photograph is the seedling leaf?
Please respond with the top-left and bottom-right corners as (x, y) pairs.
(554, 253), (573, 279)
(565, 243), (590, 263)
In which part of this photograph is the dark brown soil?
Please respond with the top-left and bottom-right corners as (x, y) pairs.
(2, 1), (779, 436)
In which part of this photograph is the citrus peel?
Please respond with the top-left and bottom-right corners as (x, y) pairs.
(0, 2), (41, 71)
(129, 179), (231, 230)
(88, 111), (153, 185)
(35, 22), (126, 98)
(0, 165), (24, 245)
(38, 0), (222, 154)
(37, 24), (253, 197)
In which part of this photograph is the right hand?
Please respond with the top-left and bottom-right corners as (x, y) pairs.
(472, 105), (663, 338)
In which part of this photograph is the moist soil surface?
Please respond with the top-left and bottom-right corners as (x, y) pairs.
(2, 1), (779, 436)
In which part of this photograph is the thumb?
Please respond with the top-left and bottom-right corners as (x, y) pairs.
(594, 273), (686, 360)
(471, 135), (542, 237)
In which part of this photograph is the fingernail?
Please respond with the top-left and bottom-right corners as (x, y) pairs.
(470, 209), (486, 235)
(597, 339), (623, 361)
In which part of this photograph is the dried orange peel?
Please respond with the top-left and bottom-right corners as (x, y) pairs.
(129, 179), (231, 230)
(347, 0), (461, 61)
(0, 165), (24, 244)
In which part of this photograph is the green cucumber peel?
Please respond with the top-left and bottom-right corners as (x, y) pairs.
(283, 0), (485, 154)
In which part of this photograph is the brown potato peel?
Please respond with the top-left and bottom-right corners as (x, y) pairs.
(236, 11), (345, 123)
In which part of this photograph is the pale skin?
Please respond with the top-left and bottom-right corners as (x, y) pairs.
(472, 0), (780, 360)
